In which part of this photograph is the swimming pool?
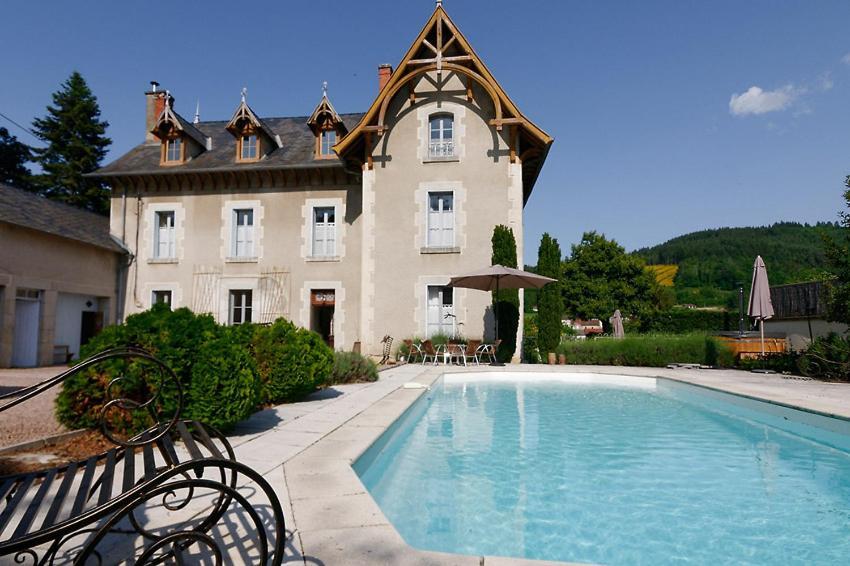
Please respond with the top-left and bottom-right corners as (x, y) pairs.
(354, 373), (850, 565)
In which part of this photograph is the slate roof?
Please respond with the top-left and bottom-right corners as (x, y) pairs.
(94, 113), (364, 177)
(0, 183), (125, 253)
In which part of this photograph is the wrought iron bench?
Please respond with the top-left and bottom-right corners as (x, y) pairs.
(0, 347), (286, 565)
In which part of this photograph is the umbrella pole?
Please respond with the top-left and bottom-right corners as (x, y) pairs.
(760, 318), (765, 356)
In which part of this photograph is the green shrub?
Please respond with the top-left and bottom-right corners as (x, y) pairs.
(187, 328), (261, 432)
(56, 305), (218, 432)
(556, 334), (733, 368)
(253, 319), (334, 404)
(737, 351), (804, 375)
(640, 308), (733, 334)
(522, 315), (542, 364)
(799, 333), (850, 381)
(330, 351), (379, 384)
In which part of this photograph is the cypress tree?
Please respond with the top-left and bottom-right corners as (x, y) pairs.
(31, 71), (111, 214)
(491, 224), (520, 362)
(0, 127), (33, 190)
(536, 233), (563, 355)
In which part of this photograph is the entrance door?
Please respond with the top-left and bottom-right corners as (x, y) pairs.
(310, 290), (335, 348)
(80, 311), (104, 349)
(12, 296), (40, 367)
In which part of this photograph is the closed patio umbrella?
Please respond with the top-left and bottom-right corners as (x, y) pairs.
(609, 309), (625, 339)
(448, 265), (557, 362)
(747, 255), (775, 356)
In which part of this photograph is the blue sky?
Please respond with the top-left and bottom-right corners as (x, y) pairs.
(2, 1), (849, 260)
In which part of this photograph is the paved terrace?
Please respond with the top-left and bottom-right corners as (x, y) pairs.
(231, 363), (850, 565)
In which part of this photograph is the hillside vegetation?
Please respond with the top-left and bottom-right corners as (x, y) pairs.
(634, 222), (841, 307)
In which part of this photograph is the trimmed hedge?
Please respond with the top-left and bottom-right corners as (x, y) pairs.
(631, 308), (733, 334)
(556, 334), (734, 368)
(56, 306), (333, 433)
(330, 352), (379, 384)
(253, 319), (334, 404)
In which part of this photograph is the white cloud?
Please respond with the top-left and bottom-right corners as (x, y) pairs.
(818, 72), (834, 91)
(729, 85), (799, 116)
(842, 53), (850, 65)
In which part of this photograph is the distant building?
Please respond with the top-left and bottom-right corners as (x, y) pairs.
(562, 318), (604, 339)
(766, 280), (848, 350)
(0, 184), (126, 367)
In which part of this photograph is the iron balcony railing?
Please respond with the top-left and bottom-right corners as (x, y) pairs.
(429, 140), (455, 158)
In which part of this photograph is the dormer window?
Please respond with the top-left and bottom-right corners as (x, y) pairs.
(239, 134), (259, 161)
(226, 94), (280, 163)
(429, 114), (454, 158)
(151, 93), (208, 166)
(307, 85), (348, 160)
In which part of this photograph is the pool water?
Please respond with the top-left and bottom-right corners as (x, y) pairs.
(354, 374), (850, 565)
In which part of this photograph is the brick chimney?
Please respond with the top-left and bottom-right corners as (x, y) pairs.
(378, 64), (393, 92)
(144, 81), (171, 142)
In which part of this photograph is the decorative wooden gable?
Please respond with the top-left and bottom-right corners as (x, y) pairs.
(334, 2), (552, 190)
(226, 91), (282, 162)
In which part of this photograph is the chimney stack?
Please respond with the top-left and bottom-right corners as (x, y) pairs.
(145, 81), (172, 142)
(378, 64), (393, 92)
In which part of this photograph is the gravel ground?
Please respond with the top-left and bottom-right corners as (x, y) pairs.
(0, 365), (69, 449)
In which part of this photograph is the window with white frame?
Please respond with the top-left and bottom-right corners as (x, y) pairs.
(426, 285), (455, 337)
(312, 206), (336, 257)
(229, 290), (252, 325)
(232, 209), (255, 258)
(320, 129), (336, 157)
(165, 138), (182, 162)
(152, 290), (172, 308)
(427, 191), (454, 248)
(429, 114), (454, 158)
(154, 210), (176, 259)
(241, 134), (258, 160)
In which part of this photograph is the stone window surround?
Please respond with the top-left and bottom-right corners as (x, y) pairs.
(221, 200), (263, 262)
(299, 280), (346, 351)
(217, 276), (259, 326)
(301, 197), (346, 261)
(144, 202), (185, 263)
(417, 101), (466, 164)
(414, 275), (467, 339)
(145, 282), (181, 309)
(414, 181), (466, 254)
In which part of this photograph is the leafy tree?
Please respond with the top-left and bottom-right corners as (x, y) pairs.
(31, 71), (111, 214)
(491, 224), (519, 361)
(0, 127), (33, 190)
(562, 231), (660, 328)
(823, 176), (850, 324)
(536, 233), (563, 354)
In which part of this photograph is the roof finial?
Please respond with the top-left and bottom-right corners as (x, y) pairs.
(241, 87), (247, 103)
(164, 89), (171, 108)
(436, 0), (442, 6)
(193, 100), (200, 124)
(322, 81), (328, 98)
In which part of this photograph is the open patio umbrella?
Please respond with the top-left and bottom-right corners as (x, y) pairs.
(448, 264), (557, 361)
(747, 255), (775, 356)
(609, 309), (625, 339)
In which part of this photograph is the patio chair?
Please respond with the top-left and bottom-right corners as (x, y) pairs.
(402, 339), (424, 363)
(420, 340), (444, 365)
(477, 339), (502, 364)
(380, 335), (394, 365)
(459, 339), (482, 366)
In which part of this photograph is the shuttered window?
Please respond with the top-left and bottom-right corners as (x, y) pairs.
(232, 209), (255, 258)
(426, 286), (455, 337)
(154, 211), (176, 259)
(427, 192), (454, 247)
(312, 207), (336, 257)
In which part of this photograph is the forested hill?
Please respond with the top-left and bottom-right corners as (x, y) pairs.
(633, 222), (841, 291)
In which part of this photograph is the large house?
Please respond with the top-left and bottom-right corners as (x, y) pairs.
(94, 3), (552, 357)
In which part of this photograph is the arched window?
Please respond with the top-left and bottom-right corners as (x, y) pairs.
(429, 114), (454, 158)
